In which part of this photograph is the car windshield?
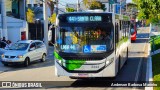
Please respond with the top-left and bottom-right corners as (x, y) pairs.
(9, 43), (29, 50)
(56, 25), (114, 53)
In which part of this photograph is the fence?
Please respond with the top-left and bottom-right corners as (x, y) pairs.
(150, 23), (160, 55)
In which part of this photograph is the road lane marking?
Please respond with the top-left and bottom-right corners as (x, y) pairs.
(132, 28), (149, 90)
(134, 41), (147, 81)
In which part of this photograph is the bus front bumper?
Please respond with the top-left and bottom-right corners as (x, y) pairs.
(55, 60), (116, 78)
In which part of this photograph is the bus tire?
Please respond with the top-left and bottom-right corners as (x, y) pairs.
(118, 56), (121, 73)
(69, 76), (78, 79)
(69, 76), (88, 80)
(110, 76), (116, 80)
(125, 48), (128, 65)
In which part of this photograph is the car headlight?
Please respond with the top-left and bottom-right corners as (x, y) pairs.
(1, 54), (4, 58)
(17, 55), (23, 58)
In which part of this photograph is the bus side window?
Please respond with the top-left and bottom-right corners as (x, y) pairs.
(125, 21), (127, 37)
(128, 21), (130, 36)
(122, 21), (124, 38)
(126, 21), (128, 37)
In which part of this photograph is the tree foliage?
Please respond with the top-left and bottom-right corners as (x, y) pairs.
(26, 8), (35, 23)
(126, 3), (138, 19)
(83, 0), (106, 11)
(133, 0), (160, 24)
(48, 13), (56, 24)
(89, 1), (106, 11)
(83, 0), (94, 8)
(66, 7), (75, 12)
(126, 3), (137, 12)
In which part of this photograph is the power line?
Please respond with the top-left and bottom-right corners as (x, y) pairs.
(58, 2), (66, 7)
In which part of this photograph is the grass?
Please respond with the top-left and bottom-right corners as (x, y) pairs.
(152, 54), (160, 90)
(150, 36), (160, 52)
(151, 35), (160, 90)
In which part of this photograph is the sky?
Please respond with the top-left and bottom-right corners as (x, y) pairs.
(59, 0), (132, 7)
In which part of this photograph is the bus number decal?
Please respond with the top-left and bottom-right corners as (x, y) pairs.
(91, 65), (99, 69)
(61, 45), (76, 50)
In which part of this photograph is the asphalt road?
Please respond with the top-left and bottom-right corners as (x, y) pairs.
(0, 27), (149, 90)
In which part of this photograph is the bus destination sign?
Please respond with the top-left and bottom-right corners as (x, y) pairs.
(67, 16), (102, 23)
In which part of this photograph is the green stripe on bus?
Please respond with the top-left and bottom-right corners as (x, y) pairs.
(65, 60), (86, 70)
(53, 52), (85, 70)
(54, 52), (62, 60)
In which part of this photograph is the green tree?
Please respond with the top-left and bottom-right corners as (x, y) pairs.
(83, 0), (106, 11)
(133, 0), (160, 24)
(48, 13), (56, 24)
(83, 0), (92, 8)
(26, 8), (34, 23)
(126, 3), (138, 19)
(89, 1), (106, 11)
(66, 7), (75, 12)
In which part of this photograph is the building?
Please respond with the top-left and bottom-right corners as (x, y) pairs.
(26, 0), (52, 20)
(0, 0), (28, 43)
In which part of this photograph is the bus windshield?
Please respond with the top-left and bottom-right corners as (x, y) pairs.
(56, 25), (113, 53)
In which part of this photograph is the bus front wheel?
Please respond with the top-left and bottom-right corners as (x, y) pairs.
(125, 48), (128, 65)
(118, 56), (121, 73)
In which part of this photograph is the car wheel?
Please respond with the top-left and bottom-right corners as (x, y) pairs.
(41, 54), (46, 62)
(24, 58), (30, 67)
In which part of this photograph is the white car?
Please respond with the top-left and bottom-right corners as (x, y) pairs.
(1, 40), (47, 66)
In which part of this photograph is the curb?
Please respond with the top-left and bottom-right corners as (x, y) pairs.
(145, 25), (153, 90)
(145, 44), (153, 90)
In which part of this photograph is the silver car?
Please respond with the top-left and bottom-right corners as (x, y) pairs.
(1, 40), (47, 66)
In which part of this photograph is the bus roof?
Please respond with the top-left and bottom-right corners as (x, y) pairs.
(58, 11), (113, 15)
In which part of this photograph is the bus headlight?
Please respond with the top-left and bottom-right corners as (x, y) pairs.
(106, 57), (114, 66)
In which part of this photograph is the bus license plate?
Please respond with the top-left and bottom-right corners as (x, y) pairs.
(78, 73), (88, 77)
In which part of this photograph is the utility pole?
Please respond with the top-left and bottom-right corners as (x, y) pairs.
(77, 0), (80, 12)
(55, 0), (58, 16)
(1, 0), (7, 40)
(113, 4), (115, 13)
(120, 0), (122, 15)
(43, 0), (48, 51)
(126, 2), (127, 15)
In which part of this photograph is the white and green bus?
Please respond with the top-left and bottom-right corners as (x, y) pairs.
(54, 11), (131, 78)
